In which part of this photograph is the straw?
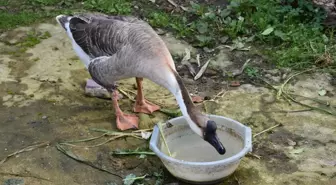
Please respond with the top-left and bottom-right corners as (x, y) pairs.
(157, 122), (172, 157)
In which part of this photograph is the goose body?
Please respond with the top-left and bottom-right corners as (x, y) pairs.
(56, 13), (225, 155)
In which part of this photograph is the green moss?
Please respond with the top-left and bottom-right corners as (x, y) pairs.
(0, 12), (45, 30)
(17, 31), (52, 51)
(83, 0), (132, 15)
(27, 0), (61, 6)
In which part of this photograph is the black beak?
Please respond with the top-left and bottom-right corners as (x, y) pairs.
(204, 132), (226, 155)
(203, 120), (225, 155)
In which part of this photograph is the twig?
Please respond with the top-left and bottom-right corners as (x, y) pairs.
(253, 123), (282, 138)
(59, 134), (107, 144)
(0, 172), (51, 181)
(59, 127), (152, 148)
(111, 151), (156, 156)
(283, 93), (336, 115)
(196, 54), (201, 67)
(56, 144), (122, 179)
(117, 88), (135, 102)
(167, 0), (178, 7)
(194, 60), (210, 80)
(277, 67), (317, 99)
(158, 122), (172, 157)
(0, 141), (50, 165)
(260, 76), (336, 116)
(132, 128), (153, 133)
(60, 135), (125, 148)
(247, 152), (261, 159)
(232, 59), (251, 77)
(90, 128), (150, 137)
(288, 93), (333, 107)
(234, 175), (241, 185)
(257, 108), (313, 113)
(184, 62), (197, 77)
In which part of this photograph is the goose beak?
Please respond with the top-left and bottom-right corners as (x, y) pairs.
(204, 132), (226, 155)
(203, 120), (226, 155)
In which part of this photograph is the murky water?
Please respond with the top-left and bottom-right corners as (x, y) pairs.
(160, 127), (244, 162)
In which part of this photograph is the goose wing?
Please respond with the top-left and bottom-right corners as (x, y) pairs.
(72, 13), (146, 25)
(68, 13), (150, 58)
(68, 16), (127, 58)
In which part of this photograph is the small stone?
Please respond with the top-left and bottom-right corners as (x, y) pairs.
(4, 178), (24, 185)
(204, 96), (211, 100)
(206, 69), (218, 76)
(220, 36), (229, 44)
(191, 95), (204, 103)
(287, 139), (297, 146)
(267, 69), (280, 75)
(230, 81), (241, 87)
(282, 73), (288, 80)
(265, 74), (281, 83)
(262, 94), (276, 103)
(271, 76), (281, 83)
(280, 68), (291, 74)
(42, 116), (47, 119)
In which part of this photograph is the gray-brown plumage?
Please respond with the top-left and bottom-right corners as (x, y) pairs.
(55, 13), (225, 155)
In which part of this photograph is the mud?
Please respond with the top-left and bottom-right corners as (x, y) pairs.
(0, 21), (335, 185)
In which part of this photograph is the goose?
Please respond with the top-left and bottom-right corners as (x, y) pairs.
(55, 13), (225, 155)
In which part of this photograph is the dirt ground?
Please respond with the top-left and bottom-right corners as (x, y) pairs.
(0, 20), (335, 185)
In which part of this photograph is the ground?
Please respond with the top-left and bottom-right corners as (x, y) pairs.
(0, 18), (335, 185)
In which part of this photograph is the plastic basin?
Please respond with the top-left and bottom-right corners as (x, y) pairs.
(149, 115), (252, 184)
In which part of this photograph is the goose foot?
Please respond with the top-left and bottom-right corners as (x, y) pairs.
(134, 77), (160, 114)
(110, 88), (139, 131)
(116, 113), (139, 131)
(134, 99), (160, 114)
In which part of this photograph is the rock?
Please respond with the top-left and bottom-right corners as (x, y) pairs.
(42, 115), (47, 119)
(287, 139), (297, 146)
(3, 178), (24, 185)
(230, 81), (241, 87)
(265, 74), (281, 83)
(206, 69), (218, 76)
(266, 69), (280, 75)
(85, 79), (124, 99)
(262, 94), (276, 103)
(220, 36), (229, 44)
(282, 73), (288, 80)
(272, 76), (281, 83)
(191, 95), (204, 103)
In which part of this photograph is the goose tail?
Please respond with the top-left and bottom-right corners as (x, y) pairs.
(55, 15), (72, 31)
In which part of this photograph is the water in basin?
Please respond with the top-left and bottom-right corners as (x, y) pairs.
(160, 125), (244, 162)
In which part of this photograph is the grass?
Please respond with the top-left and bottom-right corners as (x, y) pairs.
(0, 0), (335, 70)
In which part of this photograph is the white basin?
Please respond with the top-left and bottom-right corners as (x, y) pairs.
(149, 115), (252, 184)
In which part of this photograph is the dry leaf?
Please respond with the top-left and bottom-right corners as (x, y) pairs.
(141, 131), (152, 139)
(318, 89), (327, 96)
(167, 0), (177, 7)
(194, 60), (210, 80)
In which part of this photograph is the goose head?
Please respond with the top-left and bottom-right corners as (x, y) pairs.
(185, 111), (226, 155)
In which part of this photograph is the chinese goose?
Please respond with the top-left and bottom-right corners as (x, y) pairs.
(55, 13), (225, 155)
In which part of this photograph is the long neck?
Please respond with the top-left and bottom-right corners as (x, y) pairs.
(165, 70), (203, 136)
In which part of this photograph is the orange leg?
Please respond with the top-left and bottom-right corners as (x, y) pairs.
(110, 90), (139, 131)
(133, 77), (160, 114)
